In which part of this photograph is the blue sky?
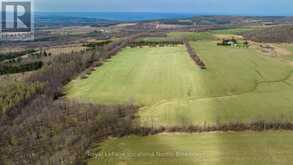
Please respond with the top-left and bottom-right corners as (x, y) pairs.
(35, 0), (293, 16)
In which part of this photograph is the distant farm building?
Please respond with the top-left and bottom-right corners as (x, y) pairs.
(217, 39), (237, 46)
(217, 39), (249, 48)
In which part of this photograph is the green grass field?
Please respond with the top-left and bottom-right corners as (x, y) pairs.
(137, 37), (172, 42)
(286, 45), (293, 53)
(281, 43), (293, 61)
(66, 41), (293, 127)
(210, 27), (256, 34)
(167, 32), (215, 41)
(167, 27), (256, 41)
(88, 131), (293, 165)
(139, 41), (293, 127)
(65, 33), (293, 165)
(67, 46), (197, 105)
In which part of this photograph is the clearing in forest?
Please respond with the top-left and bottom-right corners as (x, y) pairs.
(66, 41), (293, 127)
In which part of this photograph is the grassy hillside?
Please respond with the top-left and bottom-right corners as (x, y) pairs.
(66, 46), (198, 105)
(139, 41), (293, 127)
(167, 27), (255, 41)
(66, 41), (293, 127)
(210, 27), (256, 34)
(88, 131), (293, 165)
(168, 32), (214, 41)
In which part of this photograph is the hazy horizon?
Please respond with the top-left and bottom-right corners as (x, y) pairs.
(34, 11), (293, 22)
(35, 11), (293, 22)
(36, 11), (293, 16)
(35, 0), (293, 16)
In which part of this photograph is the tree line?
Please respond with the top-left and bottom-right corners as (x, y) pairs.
(0, 48), (53, 76)
(0, 49), (37, 62)
(128, 40), (184, 47)
(0, 61), (43, 75)
(83, 40), (113, 49)
(183, 40), (207, 69)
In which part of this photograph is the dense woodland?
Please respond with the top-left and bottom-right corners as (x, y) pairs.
(0, 33), (155, 164)
(243, 25), (293, 43)
(0, 99), (138, 165)
(0, 82), (41, 115)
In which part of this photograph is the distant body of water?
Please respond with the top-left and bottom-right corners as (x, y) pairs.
(36, 12), (194, 21)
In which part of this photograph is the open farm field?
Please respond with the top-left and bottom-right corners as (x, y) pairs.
(210, 27), (257, 34)
(66, 39), (293, 127)
(88, 131), (293, 165)
(168, 32), (214, 41)
(139, 41), (293, 127)
(44, 26), (99, 36)
(167, 27), (258, 41)
(279, 43), (293, 61)
(66, 46), (195, 105)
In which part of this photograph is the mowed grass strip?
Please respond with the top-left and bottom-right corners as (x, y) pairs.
(88, 131), (293, 165)
(66, 46), (204, 105)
